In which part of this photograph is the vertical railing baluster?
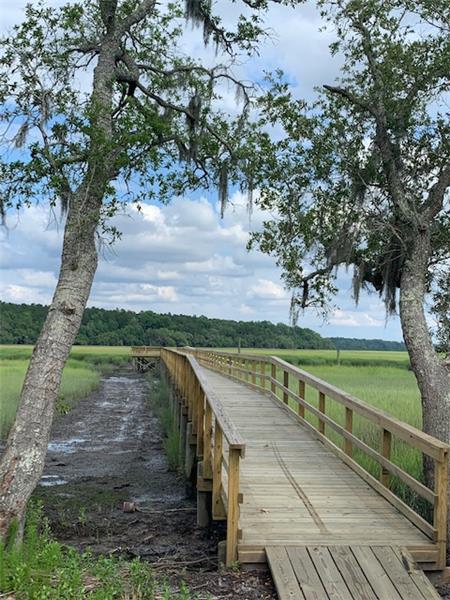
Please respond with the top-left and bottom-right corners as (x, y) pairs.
(226, 448), (241, 566)
(318, 391), (326, 434)
(283, 370), (289, 405)
(298, 380), (305, 419)
(345, 407), (353, 457)
(380, 428), (392, 487)
(434, 452), (449, 569)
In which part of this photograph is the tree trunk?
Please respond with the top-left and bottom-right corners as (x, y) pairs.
(399, 228), (450, 546)
(0, 195), (101, 540)
(0, 31), (117, 540)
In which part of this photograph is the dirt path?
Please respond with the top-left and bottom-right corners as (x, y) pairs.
(35, 366), (276, 599)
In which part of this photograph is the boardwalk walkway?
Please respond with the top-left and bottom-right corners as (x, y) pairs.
(201, 367), (441, 600)
(140, 347), (449, 599)
(204, 368), (433, 555)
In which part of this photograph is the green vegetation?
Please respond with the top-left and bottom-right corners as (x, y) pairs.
(0, 346), (130, 439)
(1, 301), (403, 350)
(216, 347), (424, 511)
(217, 348), (410, 369)
(150, 376), (183, 471)
(267, 361), (424, 512)
(0, 503), (203, 599)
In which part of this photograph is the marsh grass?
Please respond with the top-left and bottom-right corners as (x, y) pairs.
(264, 363), (429, 516)
(0, 345), (130, 439)
(0, 503), (204, 599)
(150, 376), (182, 471)
(215, 347), (411, 369)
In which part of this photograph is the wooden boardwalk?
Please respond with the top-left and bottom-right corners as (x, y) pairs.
(266, 545), (441, 599)
(205, 369), (435, 556)
(155, 347), (449, 599)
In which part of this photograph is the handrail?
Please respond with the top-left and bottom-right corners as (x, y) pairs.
(130, 345), (162, 356)
(160, 347), (245, 566)
(191, 348), (449, 569)
(271, 356), (448, 459)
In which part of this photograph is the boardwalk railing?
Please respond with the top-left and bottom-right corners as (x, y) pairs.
(190, 349), (449, 569)
(130, 345), (161, 356)
(161, 348), (245, 566)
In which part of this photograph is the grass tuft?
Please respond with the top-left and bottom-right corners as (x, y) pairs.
(0, 503), (202, 599)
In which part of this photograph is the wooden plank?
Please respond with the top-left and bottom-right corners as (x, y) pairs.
(434, 454), (449, 568)
(298, 380), (306, 419)
(212, 422), (226, 520)
(381, 429), (392, 488)
(285, 547), (328, 600)
(283, 371), (289, 405)
(318, 392), (326, 435)
(344, 408), (353, 457)
(271, 363), (276, 395)
(267, 384), (435, 506)
(270, 395), (436, 537)
(266, 547), (305, 600)
(392, 547), (441, 600)
(307, 546), (353, 599)
(203, 400), (213, 479)
(328, 546), (377, 600)
(371, 546), (432, 600)
(226, 448), (241, 566)
(351, 546), (403, 599)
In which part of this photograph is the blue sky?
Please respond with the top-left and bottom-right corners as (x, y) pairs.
(0, 0), (406, 341)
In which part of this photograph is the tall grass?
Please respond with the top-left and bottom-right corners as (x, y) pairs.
(265, 362), (427, 514)
(150, 376), (183, 471)
(215, 347), (411, 369)
(0, 358), (100, 439)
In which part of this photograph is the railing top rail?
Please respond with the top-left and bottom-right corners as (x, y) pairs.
(188, 348), (272, 362)
(268, 356), (449, 459)
(130, 346), (162, 354)
(192, 348), (449, 460)
(162, 348), (246, 455)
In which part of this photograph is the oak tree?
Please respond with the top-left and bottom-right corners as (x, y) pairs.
(248, 0), (450, 538)
(0, 0), (280, 539)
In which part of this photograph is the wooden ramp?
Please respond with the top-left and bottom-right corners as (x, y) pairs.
(266, 545), (440, 600)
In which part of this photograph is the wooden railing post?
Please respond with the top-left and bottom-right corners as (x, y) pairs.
(434, 452), (449, 568)
(380, 428), (392, 487)
(212, 422), (225, 520)
(298, 380), (305, 419)
(271, 363), (276, 394)
(226, 448), (241, 566)
(318, 391), (326, 434)
(260, 361), (266, 389)
(196, 386), (205, 457)
(252, 361), (256, 385)
(344, 407), (353, 457)
(283, 370), (289, 405)
(203, 401), (213, 479)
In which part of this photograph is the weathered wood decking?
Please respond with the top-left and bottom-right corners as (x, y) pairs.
(203, 368), (435, 561)
(152, 347), (448, 600)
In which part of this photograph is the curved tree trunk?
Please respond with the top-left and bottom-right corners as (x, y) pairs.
(0, 196), (100, 540)
(399, 229), (450, 548)
(0, 30), (117, 540)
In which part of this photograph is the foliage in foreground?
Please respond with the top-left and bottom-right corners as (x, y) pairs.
(0, 504), (202, 600)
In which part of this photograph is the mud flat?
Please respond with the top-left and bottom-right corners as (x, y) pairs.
(35, 366), (275, 599)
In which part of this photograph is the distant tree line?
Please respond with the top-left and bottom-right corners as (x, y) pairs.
(0, 302), (406, 351)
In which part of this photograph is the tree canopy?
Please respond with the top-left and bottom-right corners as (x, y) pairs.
(246, 0), (449, 336)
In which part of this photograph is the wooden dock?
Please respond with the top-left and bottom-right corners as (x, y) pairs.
(148, 347), (448, 598)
